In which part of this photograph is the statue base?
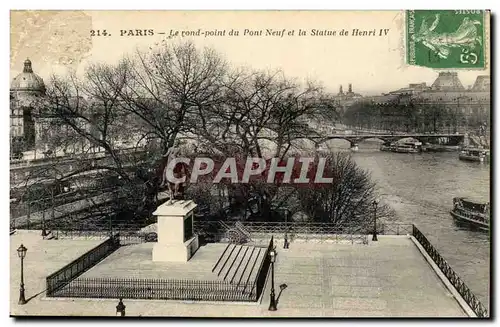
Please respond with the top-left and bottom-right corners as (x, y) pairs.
(151, 200), (199, 263)
(152, 236), (199, 262)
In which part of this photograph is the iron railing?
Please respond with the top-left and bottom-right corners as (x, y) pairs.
(380, 223), (413, 235)
(49, 229), (155, 245)
(412, 225), (488, 318)
(251, 236), (273, 300)
(46, 235), (120, 296)
(194, 221), (369, 243)
(235, 221), (367, 234)
(51, 230), (110, 240)
(50, 278), (257, 302)
(48, 236), (275, 302)
(41, 220), (488, 315)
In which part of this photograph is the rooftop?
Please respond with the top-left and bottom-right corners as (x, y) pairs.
(10, 59), (46, 94)
(10, 231), (468, 317)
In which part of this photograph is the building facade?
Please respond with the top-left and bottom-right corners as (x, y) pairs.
(10, 59), (46, 153)
(353, 72), (490, 133)
(334, 83), (363, 114)
(392, 72), (489, 125)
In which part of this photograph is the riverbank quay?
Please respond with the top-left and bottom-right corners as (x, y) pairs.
(10, 191), (171, 231)
(10, 227), (484, 318)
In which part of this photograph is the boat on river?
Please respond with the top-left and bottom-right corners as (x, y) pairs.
(450, 197), (490, 231)
(422, 143), (460, 152)
(380, 140), (422, 153)
(459, 147), (490, 162)
(379, 143), (394, 152)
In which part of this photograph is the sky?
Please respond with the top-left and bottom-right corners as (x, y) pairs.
(10, 10), (490, 96)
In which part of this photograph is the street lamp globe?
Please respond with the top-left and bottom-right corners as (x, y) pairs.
(372, 200), (379, 242)
(269, 248), (277, 263)
(17, 244), (27, 259)
(17, 244), (28, 305)
(268, 247), (278, 311)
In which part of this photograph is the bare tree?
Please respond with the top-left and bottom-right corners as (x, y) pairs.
(115, 41), (228, 154)
(35, 40), (393, 231)
(187, 68), (338, 219)
(43, 66), (131, 181)
(295, 152), (394, 227)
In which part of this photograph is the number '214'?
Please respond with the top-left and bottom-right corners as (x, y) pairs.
(90, 30), (109, 37)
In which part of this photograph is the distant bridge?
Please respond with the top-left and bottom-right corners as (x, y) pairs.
(310, 133), (465, 150)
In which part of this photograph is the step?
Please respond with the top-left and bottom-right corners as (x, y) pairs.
(229, 246), (251, 284)
(217, 244), (241, 278)
(237, 247), (263, 288)
(234, 246), (258, 286)
(212, 243), (232, 273)
(215, 243), (237, 276)
(220, 245), (245, 281)
(247, 248), (266, 283)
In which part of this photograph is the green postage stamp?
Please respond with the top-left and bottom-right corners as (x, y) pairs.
(406, 10), (487, 69)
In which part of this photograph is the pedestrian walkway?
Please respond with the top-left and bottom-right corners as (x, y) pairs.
(9, 232), (467, 317)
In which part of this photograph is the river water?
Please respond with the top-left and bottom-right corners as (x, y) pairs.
(323, 139), (490, 308)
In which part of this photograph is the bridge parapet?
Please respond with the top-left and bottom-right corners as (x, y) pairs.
(313, 133), (465, 146)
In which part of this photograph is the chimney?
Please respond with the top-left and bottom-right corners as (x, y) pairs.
(339, 85), (343, 95)
(348, 83), (352, 93)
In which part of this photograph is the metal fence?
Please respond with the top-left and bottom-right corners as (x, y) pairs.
(236, 221), (366, 234)
(48, 236), (275, 302)
(51, 278), (258, 302)
(51, 230), (111, 240)
(41, 221), (488, 315)
(50, 229), (155, 245)
(380, 223), (413, 235)
(412, 225), (488, 318)
(46, 235), (120, 296)
(252, 236), (273, 300)
(194, 221), (369, 244)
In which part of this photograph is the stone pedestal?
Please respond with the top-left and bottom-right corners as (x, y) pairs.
(152, 200), (199, 262)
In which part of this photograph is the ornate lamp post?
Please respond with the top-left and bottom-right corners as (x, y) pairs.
(17, 244), (28, 305)
(372, 200), (379, 241)
(284, 209), (289, 249)
(116, 298), (126, 316)
(268, 248), (278, 311)
(41, 198), (48, 237)
(109, 211), (113, 237)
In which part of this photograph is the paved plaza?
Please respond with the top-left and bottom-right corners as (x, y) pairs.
(10, 231), (467, 317)
(78, 242), (265, 282)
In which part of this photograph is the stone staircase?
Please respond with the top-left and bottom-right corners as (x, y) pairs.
(219, 221), (253, 244)
(212, 243), (265, 286)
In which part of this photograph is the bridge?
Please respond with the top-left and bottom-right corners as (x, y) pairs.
(310, 133), (465, 151)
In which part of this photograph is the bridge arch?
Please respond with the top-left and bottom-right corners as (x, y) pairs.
(317, 138), (353, 148)
(386, 136), (424, 144)
(362, 137), (390, 143)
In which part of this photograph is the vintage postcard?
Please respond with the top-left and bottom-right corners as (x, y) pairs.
(9, 10), (491, 318)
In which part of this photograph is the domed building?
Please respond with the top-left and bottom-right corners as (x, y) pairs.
(10, 59), (46, 153)
(11, 59), (46, 97)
